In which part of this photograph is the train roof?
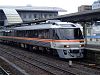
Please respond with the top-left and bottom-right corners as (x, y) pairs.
(13, 22), (81, 30)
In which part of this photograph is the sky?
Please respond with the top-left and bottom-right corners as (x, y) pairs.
(0, 0), (96, 14)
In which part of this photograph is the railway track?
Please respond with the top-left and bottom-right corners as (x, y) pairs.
(1, 50), (73, 75)
(0, 44), (75, 75)
(0, 44), (100, 75)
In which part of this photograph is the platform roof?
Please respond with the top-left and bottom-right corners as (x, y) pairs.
(3, 8), (22, 25)
(55, 9), (100, 22)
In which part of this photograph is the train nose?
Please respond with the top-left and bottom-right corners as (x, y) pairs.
(63, 50), (67, 55)
(69, 49), (84, 58)
(69, 50), (79, 53)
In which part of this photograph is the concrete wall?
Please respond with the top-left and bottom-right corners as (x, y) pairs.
(85, 49), (100, 65)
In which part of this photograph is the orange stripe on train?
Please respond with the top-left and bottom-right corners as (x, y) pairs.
(0, 36), (84, 42)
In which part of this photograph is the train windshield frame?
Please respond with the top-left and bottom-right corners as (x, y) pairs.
(53, 28), (83, 40)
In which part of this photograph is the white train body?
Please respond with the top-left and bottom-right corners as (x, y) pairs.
(0, 20), (85, 59)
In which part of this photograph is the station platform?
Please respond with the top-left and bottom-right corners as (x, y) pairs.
(86, 44), (100, 51)
(85, 44), (100, 65)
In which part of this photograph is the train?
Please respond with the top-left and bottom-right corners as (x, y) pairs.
(0, 20), (85, 59)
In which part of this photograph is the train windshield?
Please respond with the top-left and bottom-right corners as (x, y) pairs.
(56, 28), (83, 40)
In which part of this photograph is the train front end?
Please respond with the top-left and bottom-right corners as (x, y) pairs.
(51, 23), (85, 59)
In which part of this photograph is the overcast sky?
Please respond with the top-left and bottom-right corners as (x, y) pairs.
(0, 0), (95, 14)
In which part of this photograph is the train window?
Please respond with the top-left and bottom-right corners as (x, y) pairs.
(38, 29), (50, 39)
(25, 30), (29, 37)
(16, 29), (51, 39)
(22, 31), (24, 37)
(56, 28), (83, 40)
(43, 29), (50, 39)
(16, 30), (25, 37)
(38, 30), (44, 38)
(0, 32), (3, 36)
(33, 30), (38, 38)
(28, 30), (33, 37)
(52, 29), (59, 40)
(75, 29), (83, 39)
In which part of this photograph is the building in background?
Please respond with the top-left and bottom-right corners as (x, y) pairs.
(0, 6), (66, 26)
(92, 0), (100, 10)
(77, 1), (100, 45)
(86, 0), (100, 36)
(78, 5), (92, 12)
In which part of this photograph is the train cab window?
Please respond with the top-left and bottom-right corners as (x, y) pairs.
(74, 29), (83, 39)
(56, 28), (83, 40)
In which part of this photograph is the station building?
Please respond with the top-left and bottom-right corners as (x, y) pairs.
(78, 5), (92, 12)
(92, 0), (100, 9)
(78, 0), (100, 12)
(89, 0), (100, 36)
(0, 6), (66, 26)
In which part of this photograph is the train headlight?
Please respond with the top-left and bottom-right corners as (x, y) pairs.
(64, 45), (70, 48)
(79, 44), (85, 47)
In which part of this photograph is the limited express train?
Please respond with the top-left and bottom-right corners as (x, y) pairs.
(0, 20), (85, 59)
